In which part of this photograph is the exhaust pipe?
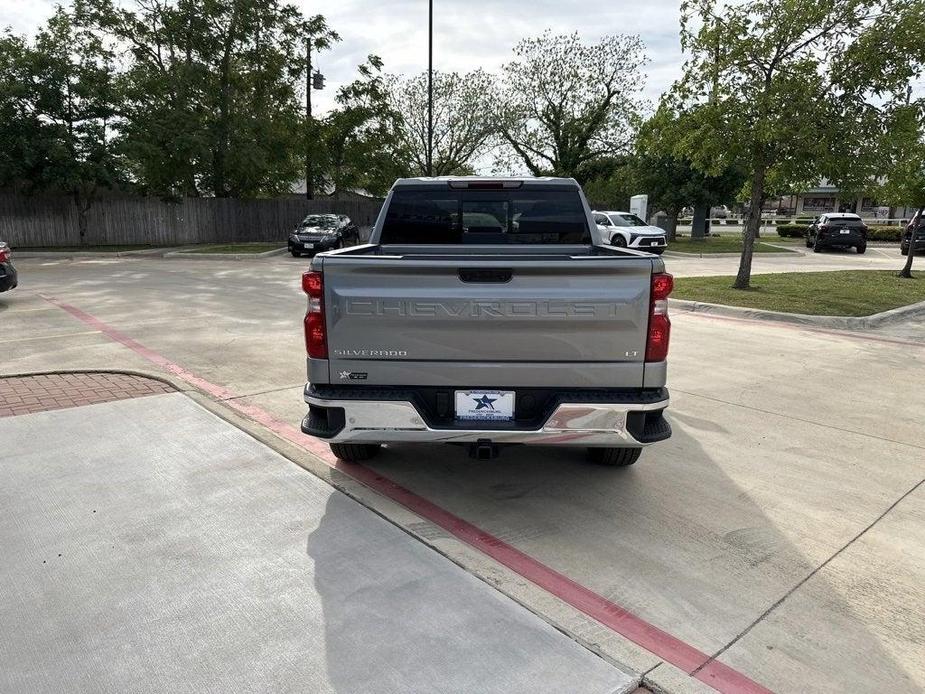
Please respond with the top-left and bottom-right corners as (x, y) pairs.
(470, 439), (499, 460)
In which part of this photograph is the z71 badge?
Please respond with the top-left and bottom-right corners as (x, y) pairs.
(338, 371), (368, 381)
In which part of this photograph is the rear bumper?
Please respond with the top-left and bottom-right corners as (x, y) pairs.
(302, 384), (671, 446)
(817, 232), (864, 246)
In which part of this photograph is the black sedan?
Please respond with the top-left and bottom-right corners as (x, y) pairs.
(288, 214), (360, 257)
(0, 242), (17, 293)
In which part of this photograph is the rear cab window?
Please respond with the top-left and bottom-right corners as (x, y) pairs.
(380, 187), (591, 244)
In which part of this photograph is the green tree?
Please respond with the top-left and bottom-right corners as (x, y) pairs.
(0, 6), (125, 242)
(634, 107), (744, 240)
(881, 102), (925, 278)
(577, 156), (635, 211)
(675, 0), (922, 289)
(496, 31), (647, 177)
(88, 0), (336, 197)
(315, 56), (404, 197)
(387, 69), (496, 176)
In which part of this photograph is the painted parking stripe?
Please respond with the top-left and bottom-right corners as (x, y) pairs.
(40, 294), (773, 694)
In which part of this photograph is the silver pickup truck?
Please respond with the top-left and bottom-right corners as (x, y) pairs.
(300, 177), (672, 466)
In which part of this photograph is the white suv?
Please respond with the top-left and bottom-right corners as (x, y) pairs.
(592, 211), (667, 254)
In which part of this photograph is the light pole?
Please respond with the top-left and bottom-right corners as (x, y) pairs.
(305, 37), (313, 199)
(427, 0), (433, 177)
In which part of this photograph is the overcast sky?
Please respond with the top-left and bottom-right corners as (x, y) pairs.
(0, 0), (685, 113)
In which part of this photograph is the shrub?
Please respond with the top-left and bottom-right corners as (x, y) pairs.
(777, 224), (808, 237)
(866, 225), (904, 242)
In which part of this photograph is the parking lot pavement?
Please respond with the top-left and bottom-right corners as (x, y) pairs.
(3, 256), (924, 693)
(0, 391), (635, 694)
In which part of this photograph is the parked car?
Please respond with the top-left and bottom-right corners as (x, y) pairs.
(0, 242), (17, 293)
(289, 214), (360, 257)
(805, 213), (868, 253)
(300, 177), (673, 467)
(710, 205), (730, 220)
(592, 210), (667, 254)
(901, 212), (925, 256)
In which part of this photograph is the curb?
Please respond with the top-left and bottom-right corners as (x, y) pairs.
(12, 248), (178, 259)
(163, 247), (287, 260)
(670, 297), (925, 330)
(664, 249), (799, 258)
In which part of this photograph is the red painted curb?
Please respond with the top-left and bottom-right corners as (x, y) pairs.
(41, 294), (773, 694)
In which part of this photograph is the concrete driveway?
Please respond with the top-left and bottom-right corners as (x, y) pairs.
(2, 253), (923, 693)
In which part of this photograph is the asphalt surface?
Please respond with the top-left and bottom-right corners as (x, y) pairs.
(2, 251), (924, 693)
(0, 393), (634, 694)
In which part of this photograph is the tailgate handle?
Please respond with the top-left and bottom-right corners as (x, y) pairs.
(458, 268), (513, 283)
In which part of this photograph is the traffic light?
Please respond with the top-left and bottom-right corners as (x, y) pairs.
(312, 72), (325, 90)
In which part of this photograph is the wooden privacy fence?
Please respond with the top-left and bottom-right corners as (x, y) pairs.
(0, 193), (384, 248)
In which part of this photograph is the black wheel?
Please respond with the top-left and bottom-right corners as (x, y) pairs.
(813, 240), (824, 253)
(611, 235), (628, 248)
(330, 443), (381, 462)
(290, 249), (301, 257)
(805, 238), (813, 248)
(901, 246), (909, 256)
(856, 243), (866, 254)
(587, 447), (642, 467)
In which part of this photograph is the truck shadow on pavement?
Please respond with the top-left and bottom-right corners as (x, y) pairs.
(305, 421), (917, 692)
(305, 491), (632, 694)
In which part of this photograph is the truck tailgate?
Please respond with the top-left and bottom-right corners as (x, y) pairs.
(319, 253), (653, 388)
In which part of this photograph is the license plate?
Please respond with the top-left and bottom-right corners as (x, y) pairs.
(840, 229), (850, 234)
(455, 390), (515, 421)
(302, 242), (315, 248)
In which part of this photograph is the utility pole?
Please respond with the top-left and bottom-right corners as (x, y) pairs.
(427, 0), (433, 177)
(305, 37), (314, 200)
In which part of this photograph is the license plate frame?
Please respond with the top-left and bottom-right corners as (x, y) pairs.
(454, 390), (515, 422)
(839, 229), (851, 234)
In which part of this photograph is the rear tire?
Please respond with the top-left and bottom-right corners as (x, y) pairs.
(813, 240), (824, 253)
(290, 249), (301, 257)
(329, 443), (381, 462)
(587, 447), (642, 467)
(901, 246), (909, 256)
(856, 243), (866, 254)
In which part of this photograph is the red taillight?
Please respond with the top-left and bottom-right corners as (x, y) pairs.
(646, 272), (673, 362)
(302, 271), (322, 296)
(302, 271), (327, 358)
(0, 247), (9, 263)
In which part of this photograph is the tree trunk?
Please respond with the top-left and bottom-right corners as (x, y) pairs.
(691, 205), (708, 240)
(733, 165), (767, 290)
(898, 206), (922, 278)
(73, 187), (93, 246)
(667, 211), (678, 242)
(212, 9), (239, 197)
